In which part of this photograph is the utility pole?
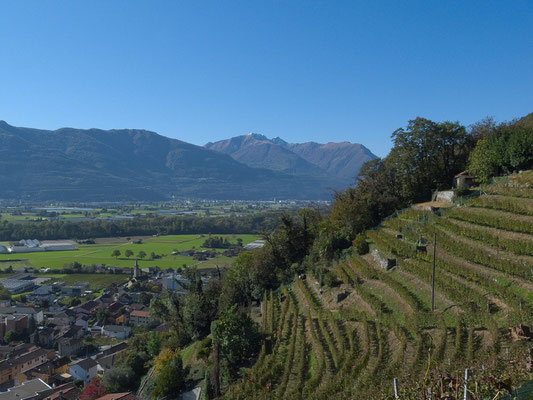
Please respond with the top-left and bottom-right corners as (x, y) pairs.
(431, 233), (436, 312)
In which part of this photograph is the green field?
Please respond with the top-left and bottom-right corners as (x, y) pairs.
(43, 273), (130, 290)
(0, 234), (260, 270)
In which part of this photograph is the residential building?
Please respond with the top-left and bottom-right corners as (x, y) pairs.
(128, 310), (151, 327)
(57, 337), (82, 357)
(74, 316), (89, 332)
(95, 341), (128, 373)
(0, 378), (52, 400)
(101, 325), (130, 339)
(14, 356), (70, 385)
(41, 382), (79, 400)
(5, 315), (28, 335)
(68, 358), (98, 385)
(60, 286), (82, 297)
(0, 347), (54, 384)
(0, 307), (43, 324)
(27, 286), (53, 305)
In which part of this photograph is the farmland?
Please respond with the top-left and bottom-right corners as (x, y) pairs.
(224, 176), (533, 399)
(0, 234), (260, 270)
(0, 200), (317, 223)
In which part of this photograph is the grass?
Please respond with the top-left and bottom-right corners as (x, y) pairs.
(180, 341), (200, 367)
(0, 234), (260, 270)
(42, 273), (130, 290)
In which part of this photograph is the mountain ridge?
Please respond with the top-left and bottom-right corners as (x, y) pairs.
(0, 121), (351, 202)
(205, 133), (377, 185)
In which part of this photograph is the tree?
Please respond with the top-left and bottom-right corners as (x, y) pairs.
(4, 330), (17, 343)
(138, 250), (146, 259)
(387, 118), (470, 202)
(468, 137), (498, 184)
(468, 123), (533, 183)
(150, 251), (156, 260)
(353, 233), (369, 255)
(111, 249), (121, 259)
(182, 292), (210, 341)
(146, 333), (161, 357)
(120, 351), (151, 385)
(139, 292), (152, 306)
(96, 308), (110, 325)
(211, 304), (261, 377)
(152, 353), (184, 399)
(0, 283), (11, 300)
(103, 366), (136, 393)
(79, 377), (107, 400)
(125, 249), (133, 258)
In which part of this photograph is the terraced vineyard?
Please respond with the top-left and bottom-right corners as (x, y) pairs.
(224, 173), (533, 399)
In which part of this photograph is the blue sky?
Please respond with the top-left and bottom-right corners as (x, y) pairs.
(0, 1), (532, 157)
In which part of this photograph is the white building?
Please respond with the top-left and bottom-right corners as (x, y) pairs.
(7, 239), (77, 253)
(69, 358), (99, 384)
(8, 239), (45, 253)
(102, 325), (131, 339)
(40, 242), (77, 251)
(243, 239), (266, 249)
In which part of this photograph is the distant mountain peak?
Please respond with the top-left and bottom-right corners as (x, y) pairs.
(246, 132), (268, 140)
(271, 136), (289, 147)
(205, 133), (377, 185)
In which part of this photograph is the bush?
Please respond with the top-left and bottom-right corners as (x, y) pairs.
(352, 233), (369, 255)
(323, 270), (338, 288)
(103, 366), (136, 393)
(454, 185), (471, 197)
(197, 337), (212, 360)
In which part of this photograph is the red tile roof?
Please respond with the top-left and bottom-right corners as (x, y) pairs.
(130, 310), (150, 318)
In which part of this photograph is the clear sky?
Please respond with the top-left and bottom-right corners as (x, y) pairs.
(1, 1), (532, 157)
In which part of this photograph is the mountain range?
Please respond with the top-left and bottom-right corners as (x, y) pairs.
(205, 134), (376, 184)
(0, 121), (376, 202)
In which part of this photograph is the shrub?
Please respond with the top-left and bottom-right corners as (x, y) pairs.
(323, 270), (338, 288)
(353, 233), (369, 255)
(454, 185), (471, 197)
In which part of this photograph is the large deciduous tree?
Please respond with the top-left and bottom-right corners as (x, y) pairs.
(211, 304), (261, 378)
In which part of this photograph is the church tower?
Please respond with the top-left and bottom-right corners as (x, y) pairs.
(133, 259), (141, 279)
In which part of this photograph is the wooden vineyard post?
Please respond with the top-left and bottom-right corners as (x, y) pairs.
(431, 233), (436, 312)
(393, 377), (399, 399)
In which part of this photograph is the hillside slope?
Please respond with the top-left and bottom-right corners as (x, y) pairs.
(0, 122), (336, 201)
(225, 172), (533, 399)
